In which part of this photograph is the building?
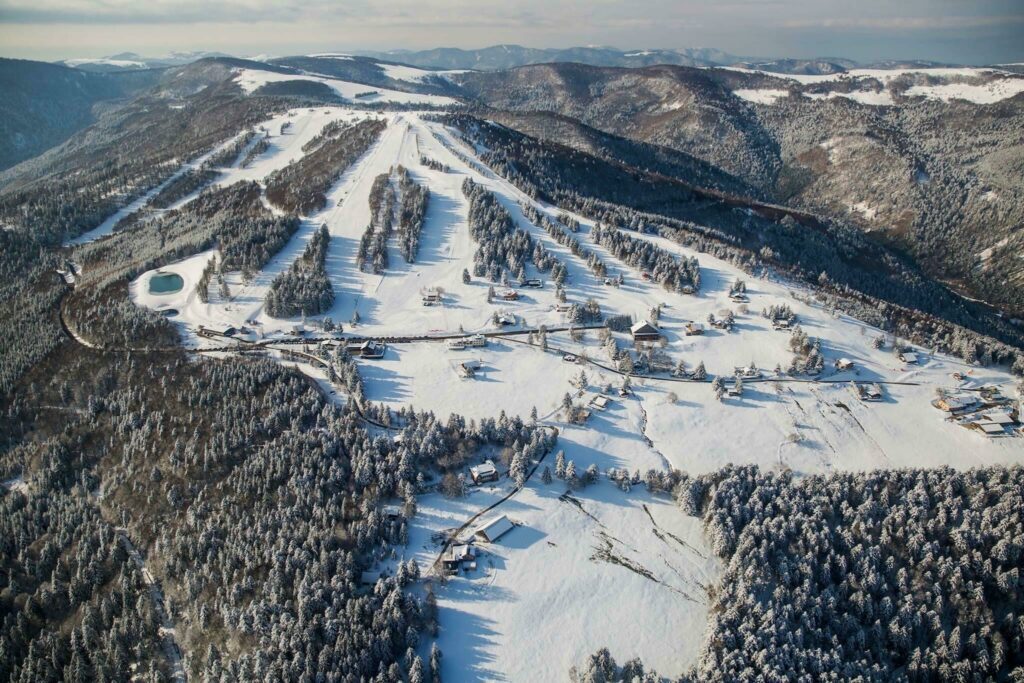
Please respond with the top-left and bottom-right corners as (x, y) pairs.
(422, 289), (444, 306)
(734, 363), (762, 379)
(972, 411), (1016, 433)
(441, 544), (476, 574)
(497, 289), (519, 301)
(470, 460), (499, 484)
(520, 278), (543, 288)
(835, 358), (855, 371)
(729, 292), (749, 303)
(772, 318), (792, 331)
(589, 395), (612, 411)
(630, 320), (661, 342)
(467, 334), (487, 348)
(496, 312), (517, 326)
(347, 340), (386, 359)
(683, 322), (704, 336)
(474, 514), (515, 543)
(933, 395), (979, 413)
(459, 360), (482, 378)
(446, 338), (467, 351)
(899, 351), (919, 364)
(857, 383), (883, 401)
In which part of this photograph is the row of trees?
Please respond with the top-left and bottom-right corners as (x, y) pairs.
(439, 113), (1024, 373)
(265, 119), (386, 214)
(462, 179), (534, 282)
(591, 223), (701, 293)
(265, 223), (335, 317)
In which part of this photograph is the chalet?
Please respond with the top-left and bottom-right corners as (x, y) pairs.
(729, 292), (749, 303)
(467, 334), (487, 348)
(835, 358), (855, 371)
(734, 364), (762, 379)
(589, 395), (612, 411)
(771, 318), (792, 331)
(496, 312), (517, 326)
(470, 460), (498, 484)
(520, 278), (543, 288)
(290, 324), (305, 336)
(898, 351), (919, 364)
(684, 322), (705, 336)
(422, 289), (443, 306)
(681, 285), (695, 295)
(382, 504), (402, 520)
(630, 320), (661, 342)
(347, 340), (386, 359)
(497, 289), (519, 301)
(857, 383), (884, 401)
(459, 360), (482, 378)
(555, 303), (573, 313)
(964, 410), (1016, 436)
(446, 338), (468, 351)
(562, 353), (578, 363)
(933, 395), (979, 413)
(441, 544), (476, 574)
(474, 514), (515, 543)
(710, 315), (731, 330)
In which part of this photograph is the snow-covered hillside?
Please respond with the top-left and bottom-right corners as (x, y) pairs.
(120, 105), (1024, 681)
(727, 65), (1024, 105)
(233, 68), (458, 105)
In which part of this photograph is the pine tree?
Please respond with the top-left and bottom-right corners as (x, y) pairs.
(541, 466), (552, 484)
(554, 450), (566, 479)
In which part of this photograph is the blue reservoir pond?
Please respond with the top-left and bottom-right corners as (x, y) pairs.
(149, 272), (184, 294)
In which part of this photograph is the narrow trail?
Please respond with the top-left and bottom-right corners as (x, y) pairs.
(115, 528), (187, 682)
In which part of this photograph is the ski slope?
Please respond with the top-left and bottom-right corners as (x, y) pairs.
(233, 68), (458, 106)
(125, 105), (1024, 682)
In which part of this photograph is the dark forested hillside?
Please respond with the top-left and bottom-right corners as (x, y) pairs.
(440, 113), (1024, 367)
(453, 62), (1024, 319)
(0, 58), (162, 173)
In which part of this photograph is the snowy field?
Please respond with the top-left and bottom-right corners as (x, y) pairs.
(233, 67), (458, 106)
(727, 65), (1024, 105)
(117, 105), (1024, 681)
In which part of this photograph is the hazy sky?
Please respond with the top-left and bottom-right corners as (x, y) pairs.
(1, 0), (1022, 65)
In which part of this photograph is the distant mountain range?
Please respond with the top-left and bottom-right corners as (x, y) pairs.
(56, 45), (965, 75)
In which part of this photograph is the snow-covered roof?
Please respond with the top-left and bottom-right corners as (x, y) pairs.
(470, 461), (497, 477)
(978, 422), (1006, 434)
(475, 514), (515, 542)
(631, 320), (660, 334)
(978, 412), (1014, 425)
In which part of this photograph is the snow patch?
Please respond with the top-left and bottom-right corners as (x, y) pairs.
(733, 88), (790, 104)
(904, 78), (1024, 104)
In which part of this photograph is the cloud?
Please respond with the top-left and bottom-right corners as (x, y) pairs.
(777, 14), (1024, 31)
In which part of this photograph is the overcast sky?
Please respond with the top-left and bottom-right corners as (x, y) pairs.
(1, 0), (1022, 65)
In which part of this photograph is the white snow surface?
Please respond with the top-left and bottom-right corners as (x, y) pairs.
(123, 106), (1024, 681)
(232, 68), (458, 106)
(376, 62), (469, 83)
(904, 78), (1024, 104)
(733, 88), (790, 104)
(64, 57), (147, 68)
(727, 66), (1024, 105)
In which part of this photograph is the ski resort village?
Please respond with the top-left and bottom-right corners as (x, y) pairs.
(8, 52), (1024, 683)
